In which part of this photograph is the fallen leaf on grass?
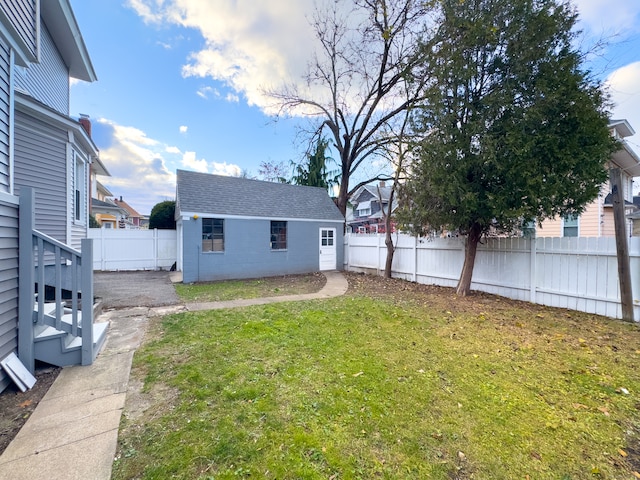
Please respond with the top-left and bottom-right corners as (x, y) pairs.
(597, 406), (610, 416)
(19, 400), (32, 408)
(572, 403), (589, 410)
(353, 371), (364, 377)
(632, 471), (640, 479)
(619, 449), (628, 457)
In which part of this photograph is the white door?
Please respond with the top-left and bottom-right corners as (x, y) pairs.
(319, 228), (337, 271)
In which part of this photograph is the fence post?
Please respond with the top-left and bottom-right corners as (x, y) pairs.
(18, 188), (35, 373)
(529, 237), (537, 304)
(100, 227), (106, 271)
(154, 228), (158, 270)
(413, 236), (418, 282)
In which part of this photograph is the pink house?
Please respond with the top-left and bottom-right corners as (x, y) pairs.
(537, 119), (640, 237)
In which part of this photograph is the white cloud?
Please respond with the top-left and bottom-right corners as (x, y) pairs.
(95, 118), (177, 214)
(573, 0), (640, 35)
(179, 125), (188, 133)
(196, 86), (216, 99)
(606, 61), (640, 151)
(127, 0), (316, 112)
(225, 92), (239, 103)
(181, 151), (208, 172)
(211, 161), (242, 177)
(166, 145), (181, 154)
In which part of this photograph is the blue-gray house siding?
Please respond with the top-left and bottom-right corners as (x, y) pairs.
(14, 108), (67, 242)
(14, 23), (69, 114)
(0, 38), (11, 193)
(177, 169), (345, 283)
(0, 197), (18, 393)
(0, 34), (18, 393)
(0, 0), (38, 62)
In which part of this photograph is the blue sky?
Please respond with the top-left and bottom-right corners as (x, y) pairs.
(68, 0), (640, 215)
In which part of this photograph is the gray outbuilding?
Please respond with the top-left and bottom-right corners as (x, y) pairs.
(176, 169), (345, 283)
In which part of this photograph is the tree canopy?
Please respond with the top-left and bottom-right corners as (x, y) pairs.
(399, 0), (617, 296)
(149, 200), (176, 230)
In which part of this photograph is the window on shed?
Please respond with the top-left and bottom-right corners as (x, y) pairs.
(270, 221), (287, 250)
(563, 214), (579, 237)
(202, 218), (224, 252)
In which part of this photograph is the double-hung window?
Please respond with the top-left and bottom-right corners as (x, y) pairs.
(74, 151), (86, 224)
(202, 218), (224, 252)
(270, 221), (287, 250)
(563, 214), (579, 237)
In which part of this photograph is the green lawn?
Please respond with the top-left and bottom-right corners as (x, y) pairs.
(175, 273), (326, 302)
(113, 275), (640, 479)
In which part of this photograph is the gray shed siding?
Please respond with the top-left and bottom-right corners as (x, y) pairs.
(0, 0), (38, 59)
(14, 24), (69, 114)
(182, 217), (344, 283)
(0, 197), (19, 392)
(0, 38), (11, 193)
(14, 109), (67, 242)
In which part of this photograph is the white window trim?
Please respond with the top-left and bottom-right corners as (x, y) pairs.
(73, 150), (87, 226)
(562, 214), (579, 237)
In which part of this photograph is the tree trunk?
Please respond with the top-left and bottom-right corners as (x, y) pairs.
(337, 178), (349, 218)
(384, 227), (394, 278)
(456, 223), (483, 296)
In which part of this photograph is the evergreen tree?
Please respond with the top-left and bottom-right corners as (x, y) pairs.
(149, 200), (176, 230)
(291, 137), (339, 191)
(400, 0), (617, 296)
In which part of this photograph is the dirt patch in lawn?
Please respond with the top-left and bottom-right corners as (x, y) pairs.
(0, 364), (60, 455)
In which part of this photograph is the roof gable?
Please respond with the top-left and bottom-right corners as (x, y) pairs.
(114, 198), (142, 218)
(176, 170), (344, 222)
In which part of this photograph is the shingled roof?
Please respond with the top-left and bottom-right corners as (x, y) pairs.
(176, 169), (344, 222)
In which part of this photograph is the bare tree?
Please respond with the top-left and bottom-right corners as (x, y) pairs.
(377, 100), (413, 278)
(270, 0), (434, 217)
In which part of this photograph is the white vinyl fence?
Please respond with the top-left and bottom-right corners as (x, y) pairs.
(89, 228), (177, 271)
(344, 233), (640, 321)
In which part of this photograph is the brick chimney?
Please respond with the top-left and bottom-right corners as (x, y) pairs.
(79, 114), (91, 137)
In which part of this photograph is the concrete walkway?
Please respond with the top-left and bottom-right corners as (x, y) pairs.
(0, 271), (348, 480)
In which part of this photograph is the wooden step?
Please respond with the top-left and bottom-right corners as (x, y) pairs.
(34, 321), (109, 367)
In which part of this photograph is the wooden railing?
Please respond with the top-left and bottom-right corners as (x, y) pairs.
(18, 187), (94, 372)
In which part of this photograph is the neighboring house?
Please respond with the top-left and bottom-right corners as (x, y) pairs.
(0, 0), (107, 393)
(94, 180), (113, 202)
(114, 196), (143, 228)
(175, 169), (345, 283)
(91, 197), (128, 229)
(347, 181), (395, 233)
(91, 180), (130, 228)
(537, 120), (640, 237)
